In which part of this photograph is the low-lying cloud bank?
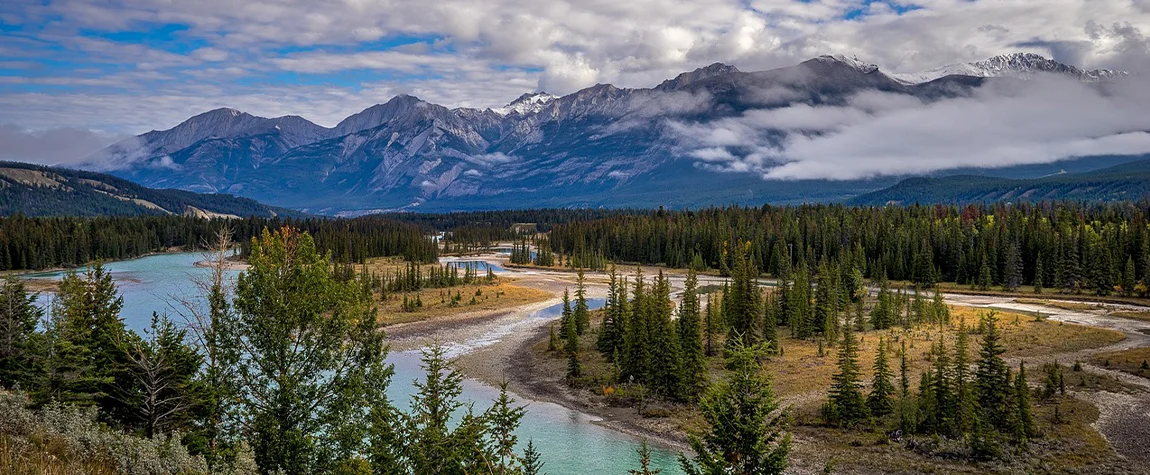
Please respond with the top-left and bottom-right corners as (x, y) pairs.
(670, 75), (1150, 180)
(0, 125), (123, 166)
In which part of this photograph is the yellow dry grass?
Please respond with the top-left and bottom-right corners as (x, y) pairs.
(376, 281), (551, 325)
(1014, 298), (1105, 312)
(1090, 347), (1150, 380)
(1109, 310), (1150, 322)
(769, 306), (1124, 406)
(0, 434), (117, 475)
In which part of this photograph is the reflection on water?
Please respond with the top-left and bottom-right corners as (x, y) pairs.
(24, 253), (684, 474)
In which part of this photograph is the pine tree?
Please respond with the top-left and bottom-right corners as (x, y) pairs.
(825, 325), (868, 425)
(560, 289), (572, 339)
(678, 270), (707, 401)
(650, 272), (682, 398)
(927, 340), (955, 435)
(975, 311), (1012, 432)
(870, 279), (894, 330)
(1014, 362), (1034, 446)
(728, 242), (762, 344)
(574, 271), (590, 335)
(630, 440), (662, 475)
(52, 264), (127, 411)
(679, 341), (789, 475)
(952, 323), (975, 433)
(1003, 240), (1023, 291)
(762, 292), (779, 351)
(1033, 256), (1044, 294)
(564, 298), (581, 379)
(488, 382), (527, 474)
(788, 264), (812, 338)
(522, 440), (545, 475)
(912, 246), (936, 289)
(932, 291), (950, 328)
(1122, 257), (1136, 297)
(896, 340), (916, 432)
(623, 269), (651, 383)
(597, 265), (625, 357)
(703, 294), (718, 357)
(0, 277), (42, 388)
(814, 260), (837, 337)
(978, 259), (993, 290)
(867, 338), (895, 417)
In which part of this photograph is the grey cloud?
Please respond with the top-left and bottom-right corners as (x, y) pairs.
(0, 124), (124, 165)
(670, 75), (1150, 180)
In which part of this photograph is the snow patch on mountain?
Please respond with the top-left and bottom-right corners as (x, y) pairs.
(814, 54), (881, 74)
(889, 52), (1125, 84)
(490, 92), (558, 116)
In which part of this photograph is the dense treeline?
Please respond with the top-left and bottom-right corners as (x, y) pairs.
(0, 228), (539, 474)
(550, 202), (1150, 297)
(0, 214), (438, 271)
(377, 208), (642, 234)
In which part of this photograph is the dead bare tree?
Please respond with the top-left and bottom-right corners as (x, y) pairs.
(167, 226), (241, 462)
(119, 316), (196, 437)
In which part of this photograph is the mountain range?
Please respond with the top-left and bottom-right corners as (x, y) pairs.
(86, 53), (1138, 214)
(851, 157), (1150, 206)
(0, 161), (302, 218)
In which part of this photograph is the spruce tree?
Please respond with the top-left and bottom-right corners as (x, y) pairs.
(867, 337), (895, 417)
(1122, 257), (1136, 297)
(870, 279), (893, 330)
(975, 311), (1012, 432)
(630, 440), (662, 475)
(0, 277), (41, 389)
(703, 295), (717, 357)
(728, 242), (762, 344)
(978, 259), (993, 290)
(678, 270), (707, 401)
(650, 272), (682, 398)
(952, 323), (975, 434)
(623, 269), (651, 383)
(814, 261), (837, 337)
(574, 271), (590, 335)
(679, 341), (789, 475)
(1014, 362), (1034, 446)
(560, 289), (572, 339)
(564, 299), (581, 379)
(825, 325), (868, 425)
(928, 340), (955, 436)
(522, 440), (545, 475)
(1033, 256), (1044, 294)
(53, 264), (127, 412)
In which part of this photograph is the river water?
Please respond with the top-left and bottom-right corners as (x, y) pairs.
(25, 252), (684, 474)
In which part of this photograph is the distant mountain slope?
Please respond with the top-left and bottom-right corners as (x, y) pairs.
(0, 161), (305, 217)
(88, 53), (1137, 214)
(849, 157), (1150, 205)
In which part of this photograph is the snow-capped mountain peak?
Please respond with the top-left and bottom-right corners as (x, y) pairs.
(889, 52), (1125, 84)
(815, 54), (880, 74)
(490, 92), (558, 116)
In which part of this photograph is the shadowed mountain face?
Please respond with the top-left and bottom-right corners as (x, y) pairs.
(0, 161), (304, 218)
(849, 157), (1150, 205)
(89, 55), (1138, 215)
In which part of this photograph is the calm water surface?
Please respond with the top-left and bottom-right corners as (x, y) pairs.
(25, 252), (684, 474)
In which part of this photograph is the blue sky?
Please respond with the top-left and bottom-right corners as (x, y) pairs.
(0, 0), (1147, 165)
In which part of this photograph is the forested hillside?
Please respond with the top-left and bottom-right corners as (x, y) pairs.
(0, 214), (438, 271)
(0, 161), (304, 218)
(850, 159), (1150, 205)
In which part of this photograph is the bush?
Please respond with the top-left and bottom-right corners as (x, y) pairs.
(0, 391), (256, 475)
